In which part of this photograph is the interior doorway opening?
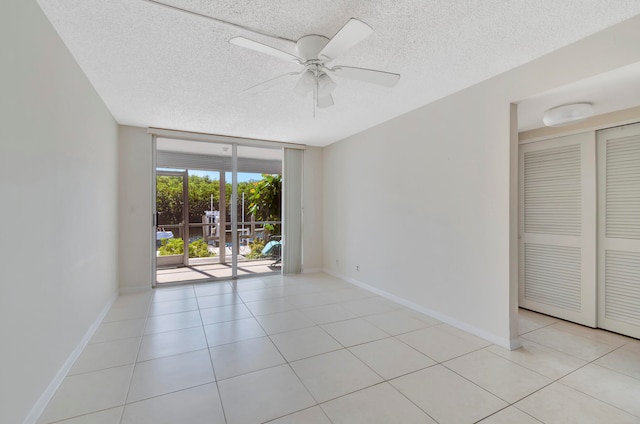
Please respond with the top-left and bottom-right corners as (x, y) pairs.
(517, 120), (640, 340)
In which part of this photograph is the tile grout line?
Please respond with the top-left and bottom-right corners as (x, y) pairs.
(477, 319), (640, 421)
(196, 281), (231, 424)
(278, 296), (444, 423)
(472, 404), (544, 424)
(119, 286), (221, 423)
(428, 336), (599, 422)
(116, 292), (154, 424)
(165, 283), (640, 420)
(235, 279), (326, 417)
(104, 292), (154, 424)
(548, 343), (640, 419)
(44, 279), (640, 424)
(235, 279), (420, 423)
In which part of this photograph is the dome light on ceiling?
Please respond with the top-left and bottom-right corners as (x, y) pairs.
(543, 103), (594, 127)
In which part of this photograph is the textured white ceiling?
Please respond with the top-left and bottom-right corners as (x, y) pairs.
(36, 0), (640, 146)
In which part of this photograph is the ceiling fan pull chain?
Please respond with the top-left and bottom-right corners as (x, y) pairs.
(313, 74), (317, 118)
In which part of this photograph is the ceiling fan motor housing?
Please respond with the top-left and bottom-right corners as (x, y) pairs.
(296, 35), (330, 62)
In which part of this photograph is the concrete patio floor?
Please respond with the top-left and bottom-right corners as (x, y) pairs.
(156, 259), (280, 284)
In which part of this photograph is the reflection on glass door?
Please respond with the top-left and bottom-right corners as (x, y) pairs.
(155, 171), (188, 271)
(185, 169), (224, 272)
(236, 169), (283, 276)
(154, 139), (283, 284)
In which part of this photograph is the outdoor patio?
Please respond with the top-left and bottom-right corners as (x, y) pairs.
(156, 258), (280, 284)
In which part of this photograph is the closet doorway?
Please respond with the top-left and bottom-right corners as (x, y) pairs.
(519, 122), (640, 338)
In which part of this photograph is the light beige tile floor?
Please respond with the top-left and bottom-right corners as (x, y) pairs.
(38, 273), (640, 423)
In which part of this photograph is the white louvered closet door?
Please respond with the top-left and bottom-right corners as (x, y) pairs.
(519, 133), (596, 326)
(597, 123), (640, 338)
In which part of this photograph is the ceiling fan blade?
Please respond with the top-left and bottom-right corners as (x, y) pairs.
(318, 18), (373, 62)
(230, 37), (301, 63)
(244, 71), (301, 95)
(330, 66), (400, 87)
(317, 94), (334, 108)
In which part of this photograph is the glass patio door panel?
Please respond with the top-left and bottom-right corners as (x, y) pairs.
(186, 169), (224, 269)
(234, 146), (283, 277)
(155, 171), (188, 271)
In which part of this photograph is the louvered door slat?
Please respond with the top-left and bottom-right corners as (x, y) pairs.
(606, 133), (640, 240)
(605, 251), (640, 325)
(524, 144), (582, 237)
(598, 123), (640, 338)
(524, 243), (581, 311)
(519, 132), (596, 326)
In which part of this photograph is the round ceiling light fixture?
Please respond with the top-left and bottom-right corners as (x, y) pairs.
(542, 102), (594, 127)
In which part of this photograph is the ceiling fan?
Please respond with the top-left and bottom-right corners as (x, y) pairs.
(229, 18), (401, 109)
(141, 2), (399, 109)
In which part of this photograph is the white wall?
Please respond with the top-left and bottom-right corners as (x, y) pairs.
(323, 15), (640, 348)
(118, 126), (153, 292)
(0, 1), (119, 423)
(302, 146), (324, 271)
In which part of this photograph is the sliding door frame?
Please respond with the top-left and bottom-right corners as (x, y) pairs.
(150, 128), (305, 285)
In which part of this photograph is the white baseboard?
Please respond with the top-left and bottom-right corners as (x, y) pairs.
(23, 292), (119, 424)
(324, 268), (517, 350)
(302, 267), (324, 274)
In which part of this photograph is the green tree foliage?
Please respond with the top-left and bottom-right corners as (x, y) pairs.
(156, 176), (186, 225)
(157, 174), (223, 225)
(245, 238), (266, 259)
(248, 174), (282, 235)
(248, 174), (282, 221)
(157, 238), (183, 255)
(156, 173), (279, 227)
(187, 175), (221, 223)
(188, 239), (215, 257)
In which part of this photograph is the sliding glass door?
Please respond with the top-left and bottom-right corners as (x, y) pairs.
(235, 146), (283, 277)
(154, 138), (283, 284)
(155, 170), (188, 269)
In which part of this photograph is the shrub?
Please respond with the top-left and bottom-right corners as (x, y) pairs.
(158, 238), (183, 256)
(158, 238), (216, 258)
(245, 238), (266, 259)
(188, 238), (215, 258)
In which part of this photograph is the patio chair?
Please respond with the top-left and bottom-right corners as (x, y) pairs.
(261, 235), (282, 267)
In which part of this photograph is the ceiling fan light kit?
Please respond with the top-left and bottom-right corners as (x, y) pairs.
(294, 70), (316, 96)
(317, 73), (337, 97)
(228, 18), (401, 111)
(542, 102), (594, 127)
